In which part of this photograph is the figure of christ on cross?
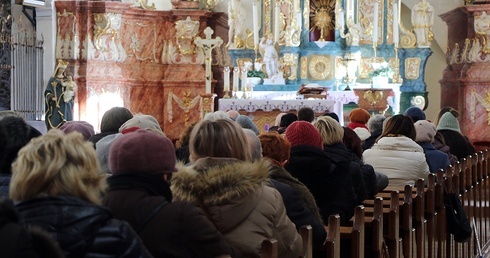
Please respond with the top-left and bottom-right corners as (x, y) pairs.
(194, 27), (223, 94)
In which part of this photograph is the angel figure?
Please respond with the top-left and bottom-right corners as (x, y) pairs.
(259, 35), (280, 78)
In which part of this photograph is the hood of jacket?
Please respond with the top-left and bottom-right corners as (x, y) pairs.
(171, 157), (272, 232)
(16, 196), (112, 254)
(372, 136), (423, 152)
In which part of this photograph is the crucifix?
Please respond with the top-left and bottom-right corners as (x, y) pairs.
(194, 27), (223, 94)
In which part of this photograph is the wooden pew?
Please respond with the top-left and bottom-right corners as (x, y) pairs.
(413, 179), (426, 258)
(435, 170), (447, 258)
(261, 238), (278, 258)
(325, 215), (341, 258)
(425, 174), (437, 258)
(299, 225), (312, 258)
(371, 197), (384, 258)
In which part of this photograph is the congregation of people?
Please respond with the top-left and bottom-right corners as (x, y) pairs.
(0, 104), (476, 257)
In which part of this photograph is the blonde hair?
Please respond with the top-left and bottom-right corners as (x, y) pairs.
(313, 116), (344, 146)
(10, 129), (107, 205)
(189, 119), (251, 162)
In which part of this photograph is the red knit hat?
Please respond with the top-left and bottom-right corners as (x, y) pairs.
(285, 121), (323, 149)
(349, 108), (371, 124)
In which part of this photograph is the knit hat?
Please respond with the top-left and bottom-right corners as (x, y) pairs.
(59, 121), (95, 140)
(353, 127), (371, 141)
(349, 108), (371, 124)
(285, 121), (323, 149)
(404, 106), (426, 123)
(414, 120), (436, 143)
(236, 115), (260, 135)
(436, 112), (461, 133)
(119, 114), (163, 133)
(95, 133), (122, 174)
(109, 129), (177, 174)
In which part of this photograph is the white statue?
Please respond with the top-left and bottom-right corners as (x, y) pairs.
(259, 35), (280, 79)
(62, 75), (77, 103)
(411, 0), (434, 48)
(227, 0), (246, 48)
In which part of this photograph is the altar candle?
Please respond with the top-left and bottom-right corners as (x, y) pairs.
(241, 67), (248, 91)
(252, 1), (259, 46)
(233, 67), (239, 91)
(372, 1), (379, 43)
(393, 3), (399, 44)
(274, 3), (280, 43)
(339, 10), (345, 28)
(224, 66), (230, 92)
(347, 0), (353, 18)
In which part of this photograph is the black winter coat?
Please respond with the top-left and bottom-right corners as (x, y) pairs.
(285, 145), (356, 225)
(16, 196), (151, 258)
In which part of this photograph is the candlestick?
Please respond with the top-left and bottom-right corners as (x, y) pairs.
(233, 67), (239, 93)
(372, 1), (378, 44)
(339, 10), (345, 28)
(393, 3), (399, 44)
(241, 67), (248, 92)
(224, 66), (230, 92)
(274, 3), (280, 43)
(252, 1), (259, 47)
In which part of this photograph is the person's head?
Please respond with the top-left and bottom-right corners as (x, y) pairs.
(343, 126), (363, 159)
(367, 114), (387, 133)
(274, 113), (287, 127)
(434, 106), (457, 126)
(258, 132), (290, 167)
(349, 108), (371, 124)
(109, 129), (177, 177)
(10, 130), (106, 205)
(0, 117), (42, 174)
(100, 107), (133, 133)
(59, 121), (95, 140)
(280, 113), (298, 128)
(236, 115), (260, 135)
(285, 121), (323, 149)
(313, 116), (344, 146)
(227, 110), (240, 121)
(119, 114), (164, 135)
(242, 129), (262, 162)
(95, 133), (121, 174)
(436, 111), (461, 133)
(323, 112), (339, 122)
(189, 119), (251, 162)
(403, 106), (426, 123)
(414, 120), (437, 143)
(0, 110), (20, 121)
(380, 114), (416, 141)
(298, 107), (315, 123)
(175, 123), (196, 148)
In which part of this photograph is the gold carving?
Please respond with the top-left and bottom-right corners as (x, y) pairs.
(310, 0), (336, 41)
(358, 0), (384, 44)
(304, 0), (310, 31)
(282, 53), (299, 80)
(93, 13), (120, 52)
(175, 17), (200, 55)
(470, 90), (490, 125)
(359, 57), (385, 78)
(300, 56), (308, 79)
(125, 22), (158, 62)
(405, 57), (421, 79)
(308, 55), (332, 80)
(264, 0), (272, 35)
(363, 90), (383, 105)
(398, 0), (416, 48)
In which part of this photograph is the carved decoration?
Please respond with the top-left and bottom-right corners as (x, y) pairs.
(56, 9), (77, 59)
(124, 21), (158, 62)
(175, 17), (200, 56)
(282, 53), (298, 80)
(358, 0), (383, 44)
(474, 11), (490, 36)
(308, 55), (332, 80)
(167, 91), (201, 125)
(359, 57), (385, 79)
(300, 56), (308, 79)
(405, 57), (421, 79)
(470, 89), (490, 125)
(264, 0), (272, 35)
(89, 13), (127, 62)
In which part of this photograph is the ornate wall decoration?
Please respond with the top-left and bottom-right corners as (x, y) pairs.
(89, 13), (127, 62)
(308, 54), (332, 80)
(405, 57), (421, 79)
(358, 0), (383, 44)
(359, 57), (385, 78)
(126, 0), (155, 10)
(124, 21), (158, 63)
(163, 40), (205, 65)
(167, 91), (201, 125)
(470, 89), (490, 125)
(310, 0), (335, 42)
(300, 56), (308, 79)
(56, 9), (77, 59)
(175, 17), (200, 56)
(303, 0), (310, 33)
(474, 11), (490, 36)
(282, 53), (298, 80)
(264, 0), (272, 35)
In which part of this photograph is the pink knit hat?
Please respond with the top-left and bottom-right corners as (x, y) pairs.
(285, 121), (323, 149)
(59, 121), (95, 140)
(414, 120), (436, 143)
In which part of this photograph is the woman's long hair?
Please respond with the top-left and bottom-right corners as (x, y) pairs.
(378, 114), (416, 141)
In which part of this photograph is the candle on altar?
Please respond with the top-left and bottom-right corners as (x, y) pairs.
(347, 0), (353, 18)
(241, 67), (248, 91)
(224, 66), (230, 92)
(393, 3), (399, 44)
(233, 67), (239, 91)
(274, 3), (280, 43)
(372, 1), (379, 43)
(252, 1), (259, 46)
(339, 10), (345, 28)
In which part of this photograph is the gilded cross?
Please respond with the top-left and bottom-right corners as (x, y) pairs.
(194, 27), (223, 94)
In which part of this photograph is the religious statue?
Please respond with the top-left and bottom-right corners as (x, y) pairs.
(259, 35), (280, 79)
(227, 0), (246, 48)
(411, 0), (434, 48)
(44, 60), (75, 129)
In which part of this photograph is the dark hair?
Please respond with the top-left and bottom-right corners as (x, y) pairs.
(323, 112), (339, 122)
(434, 106), (459, 127)
(279, 113), (298, 128)
(176, 123), (196, 148)
(100, 107), (133, 133)
(379, 114), (416, 141)
(343, 126), (363, 159)
(298, 107), (315, 123)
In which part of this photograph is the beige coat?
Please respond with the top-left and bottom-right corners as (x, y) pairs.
(171, 158), (302, 258)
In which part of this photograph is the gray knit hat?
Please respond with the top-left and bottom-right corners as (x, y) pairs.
(236, 115), (260, 135)
(436, 112), (461, 133)
(95, 133), (122, 174)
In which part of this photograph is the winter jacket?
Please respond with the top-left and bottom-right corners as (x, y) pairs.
(345, 149), (383, 198)
(432, 134), (458, 164)
(16, 196), (151, 258)
(362, 129), (382, 151)
(363, 136), (430, 188)
(0, 174), (10, 198)
(285, 145), (356, 225)
(418, 142), (451, 173)
(103, 174), (238, 258)
(437, 130), (475, 161)
(171, 158), (302, 258)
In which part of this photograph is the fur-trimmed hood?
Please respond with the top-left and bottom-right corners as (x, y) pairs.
(171, 157), (272, 232)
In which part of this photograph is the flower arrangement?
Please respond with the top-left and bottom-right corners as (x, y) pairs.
(245, 61), (265, 78)
(369, 62), (394, 78)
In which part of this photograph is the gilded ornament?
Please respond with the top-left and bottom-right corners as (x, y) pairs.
(404, 57), (421, 79)
(310, 0), (336, 41)
(300, 56), (308, 79)
(308, 55), (331, 80)
(363, 90), (383, 106)
(175, 17), (200, 56)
